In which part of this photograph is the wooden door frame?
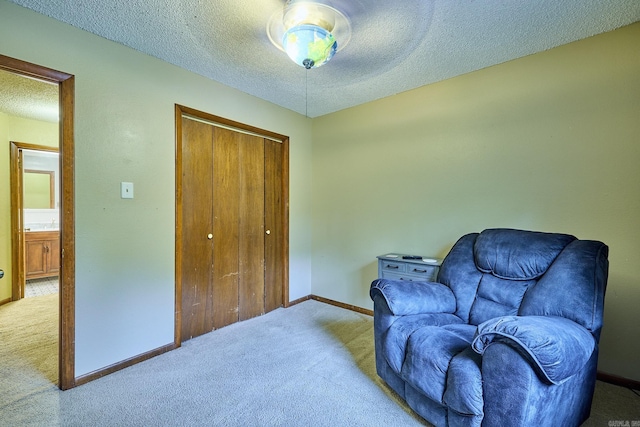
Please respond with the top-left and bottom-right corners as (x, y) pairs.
(174, 104), (290, 346)
(1, 54), (76, 390)
(9, 142), (59, 299)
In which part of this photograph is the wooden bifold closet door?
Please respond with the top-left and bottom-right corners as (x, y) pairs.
(180, 116), (285, 341)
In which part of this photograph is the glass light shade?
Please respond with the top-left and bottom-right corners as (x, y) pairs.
(283, 1), (336, 32)
(282, 24), (337, 69)
(267, 0), (351, 69)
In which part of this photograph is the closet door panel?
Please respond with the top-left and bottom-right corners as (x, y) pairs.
(181, 118), (215, 339)
(264, 139), (284, 312)
(238, 133), (265, 321)
(212, 127), (241, 329)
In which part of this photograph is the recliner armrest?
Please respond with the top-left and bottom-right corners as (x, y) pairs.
(472, 315), (596, 384)
(370, 279), (456, 316)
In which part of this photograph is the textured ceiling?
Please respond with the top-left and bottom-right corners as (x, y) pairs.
(3, 0), (640, 119)
(0, 69), (59, 122)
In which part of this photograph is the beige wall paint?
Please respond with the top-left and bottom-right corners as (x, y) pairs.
(312, 23), (640, 381)
(0, 112), (58, 301)
(0, 1), (313, 377)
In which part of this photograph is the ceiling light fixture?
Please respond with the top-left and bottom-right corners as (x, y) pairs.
(267, 0), (351, 69)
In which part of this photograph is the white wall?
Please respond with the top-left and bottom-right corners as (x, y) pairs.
(0, 1), (312, 376)
(311, 23), (640, 381)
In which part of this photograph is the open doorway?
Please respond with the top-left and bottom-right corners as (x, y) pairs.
(10, 144), (60, 300)
(0, 54), (75, 390)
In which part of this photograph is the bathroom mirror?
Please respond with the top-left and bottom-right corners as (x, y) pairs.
(24, 169), (55, 209)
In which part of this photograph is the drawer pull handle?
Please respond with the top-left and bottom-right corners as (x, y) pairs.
(386, 265), (399, 269)
(413, 269), (427, 273)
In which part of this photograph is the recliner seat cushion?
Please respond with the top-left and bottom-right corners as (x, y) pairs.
(399, 324), (477, 404)
(383, 313), (464, 373)
(443, 347), (484, 426)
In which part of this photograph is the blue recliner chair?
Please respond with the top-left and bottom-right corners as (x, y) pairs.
(370, 228), (608, 427)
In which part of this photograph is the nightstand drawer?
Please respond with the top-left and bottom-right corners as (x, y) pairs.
(379, 260), (405, 273)
(405, 264), (438, 281)
(381, 272), (429, 282)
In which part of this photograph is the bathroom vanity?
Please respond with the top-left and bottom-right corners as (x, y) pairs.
(24, 230), (60, 279)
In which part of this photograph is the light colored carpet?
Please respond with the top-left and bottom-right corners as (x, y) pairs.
(0, 293), (58, 400)
(0, 298), (638, 426)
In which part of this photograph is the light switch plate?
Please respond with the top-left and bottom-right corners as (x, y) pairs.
(121, 182), (134, 199)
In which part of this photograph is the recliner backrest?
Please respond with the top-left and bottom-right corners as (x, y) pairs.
(469, 229), (575, 325)
(519, 239), (609, 339)
(437, 229), (607, 336)
(436, 232), (482, 323)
